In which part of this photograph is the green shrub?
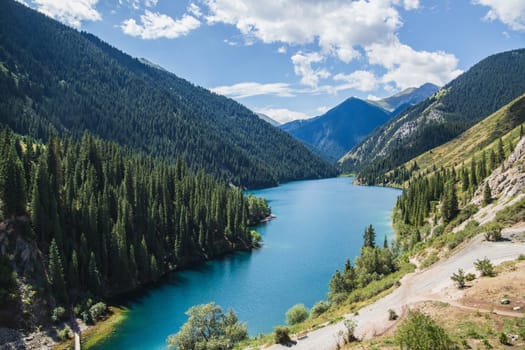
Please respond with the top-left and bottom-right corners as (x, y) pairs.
(483, 222), (502, 241)
(81, 310), (92, 324)
(250, 230), (262, 248)
(465, 273), (476, 282)
(89, 302), (107, 323)
(310, 301), (330, 318)
(421, 252), (439, 269)
(57, 325), (73, 341)
(274, 326), (290, 344)
(51, 306), (66, 323)
(285, 304), (309, 325)
(475, 258), (495, 277)
(495, 197), (525, 225)
(451, 269), (467, 288)
(433, 225), (445, 237)
(395, 311), (456, 350)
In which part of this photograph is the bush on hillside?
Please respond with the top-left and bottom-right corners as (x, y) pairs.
(286, 304), (309, 325)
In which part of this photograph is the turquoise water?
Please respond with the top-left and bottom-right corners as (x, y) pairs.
(93, 177), (400, 349)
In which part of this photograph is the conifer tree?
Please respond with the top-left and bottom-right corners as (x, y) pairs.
(88, 252), (101, 294)
(498, 138), (505, 162)
(48, 238), (67, 303)
(483, 182), (492, 206)
(0, 141), (26, 218)
(363, 225), (376, 248)
(441, 184), (458, 222)
(68, 250), (79, 290)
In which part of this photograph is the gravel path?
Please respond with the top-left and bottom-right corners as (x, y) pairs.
(267, 232), (525, 350)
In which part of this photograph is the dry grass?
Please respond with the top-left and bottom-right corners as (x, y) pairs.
(343, 260), (525, 349)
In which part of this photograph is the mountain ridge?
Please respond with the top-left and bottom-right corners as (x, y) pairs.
(279, 83), (438, 162)
(342, 48), (525, 184)
(0, 0), (336, 189)
(280, 98), (390, 161)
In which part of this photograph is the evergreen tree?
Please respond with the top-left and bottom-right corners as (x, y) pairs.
(67, 250), (79, 290)
(483, 182), (492, 206)
(498, 138), (505, 162)
(363, 225), (376, 248)
(48, 238), (67, 303)
(0, 139), (26, 218)
(88, 252), (101, 294)
(441, 184), (458, 223)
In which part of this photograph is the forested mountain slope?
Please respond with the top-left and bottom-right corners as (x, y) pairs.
(341, 49), (525, 184)
(0, 0), (335, 189)
(280, 98), (391, 161)
(0, 130), (270, 329)
(392, 96), (525, 247)
(403, 93), (525, 181)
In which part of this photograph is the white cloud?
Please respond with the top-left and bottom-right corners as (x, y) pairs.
(120, 10), (200, 39)
(333, 70), (378, 92)
(223, 39), (238, 46)
(201, 0), (459, 92)
(472, 0), (525, 31)
(277, 46), (287, 54)
(255, 108), (310, 124)
(366, 40), (463, 89)
(33, 0), (101, 28)
(188, 3), (203, 17)
(291, 51), (330, 87)
(204, 0), (402, 62)
(120, 0), (158, 10)
(402, 0), (420, 11)
(145, 0), (158, 7)
(211, 82), (295, 99)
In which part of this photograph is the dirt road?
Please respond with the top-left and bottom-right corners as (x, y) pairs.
(267, 232), (525, 350)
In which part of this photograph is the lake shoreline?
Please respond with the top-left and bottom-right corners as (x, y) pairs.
(88, 177), (400, 349)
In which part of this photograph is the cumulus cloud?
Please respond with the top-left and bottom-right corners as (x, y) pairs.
(33, 0), (101, 28)
(255, 108), (310, 124)
(365, 40), (463, 89)
(211, 82), (295, 99)
(472, 0), (525, 31)
(121, 10), (200, 39)
(333, 70), (378, 92)
(402, 0), (420, 10)
(145, 0), (158, 7)
(291, 52), (330, 87)
(204, 0), (402, 62)
(201, 0), (459, 92)
(119, 0), (158, 10)
(188, 3), (203, 17)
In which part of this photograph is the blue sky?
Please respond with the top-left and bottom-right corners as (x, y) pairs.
(20, 0), (525, 123)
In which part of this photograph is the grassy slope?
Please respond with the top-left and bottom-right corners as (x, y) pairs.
(400, 93), (525, 181)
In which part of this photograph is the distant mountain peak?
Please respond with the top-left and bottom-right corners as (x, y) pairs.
(369, 83), (440, 112)
(280, 96), (391, 161)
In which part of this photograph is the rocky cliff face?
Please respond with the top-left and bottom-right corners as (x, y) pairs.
(0, 218), (49, 330)
(472, 138), (525, 205)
